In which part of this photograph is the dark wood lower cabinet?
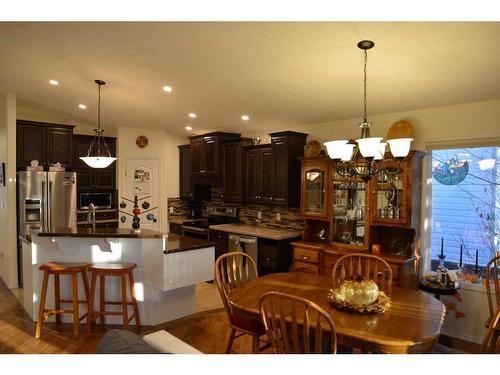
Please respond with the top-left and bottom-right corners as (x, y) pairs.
(210, 230), (229, 260)
(257, 238), (298, 276)
(169, 223), (183, 235)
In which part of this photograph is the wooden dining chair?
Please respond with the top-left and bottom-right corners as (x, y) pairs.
(214, 252), (267, 353)
(480, 305), (500, 353)
(484, 255), (500, 346)
(331, 254), (393, 292)
(258, 291), (337, 354)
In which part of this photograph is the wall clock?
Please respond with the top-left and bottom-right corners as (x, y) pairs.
(136, 135), (148, 148)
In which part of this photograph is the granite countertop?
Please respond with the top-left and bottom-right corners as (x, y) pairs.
(168, 216), (205, 225)
(36, 227), (166, 239)
(209, 223), (302, 240)
(164, 234), (215, 254)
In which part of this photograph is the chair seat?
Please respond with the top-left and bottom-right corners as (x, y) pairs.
(39, 262), (90, 272)
(230, 313), (266, 335)
(89, 262), (137, 272)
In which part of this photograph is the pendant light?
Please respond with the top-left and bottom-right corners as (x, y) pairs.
(323, 40), (413, 181)
(80, 80), (117, 168)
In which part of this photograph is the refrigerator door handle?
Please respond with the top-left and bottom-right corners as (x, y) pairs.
(41, 180), (47, 230)
(48, 181), (53, 229)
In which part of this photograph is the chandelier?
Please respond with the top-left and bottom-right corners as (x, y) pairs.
(80, 80), (117, 169)
(324, 40), (413, 181)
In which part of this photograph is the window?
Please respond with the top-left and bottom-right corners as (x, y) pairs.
(430, 146), (499, 275)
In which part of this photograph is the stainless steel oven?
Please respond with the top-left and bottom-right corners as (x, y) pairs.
(79, 192), (113, 210)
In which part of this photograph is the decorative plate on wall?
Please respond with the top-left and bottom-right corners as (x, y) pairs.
(432, 154), (469, 185)
(136, 135), (148, 148)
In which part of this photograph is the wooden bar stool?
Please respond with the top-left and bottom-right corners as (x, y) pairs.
(85, 263), (141, 335)
(35, 262), (90, 339)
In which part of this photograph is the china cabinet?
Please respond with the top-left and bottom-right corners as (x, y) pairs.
(294, 150), (425, 288)
(299, 156), (330, 220)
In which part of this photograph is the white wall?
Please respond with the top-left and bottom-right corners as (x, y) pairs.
(117, 126), (187, 233)
(0, 93), (18, 288)
(269, 98), (500, 150)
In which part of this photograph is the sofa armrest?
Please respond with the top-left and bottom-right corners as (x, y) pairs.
(143, 330), (202, 354)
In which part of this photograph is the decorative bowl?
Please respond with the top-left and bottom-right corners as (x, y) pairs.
(340, 274), (380, 305)
(328, 288), (391, 314)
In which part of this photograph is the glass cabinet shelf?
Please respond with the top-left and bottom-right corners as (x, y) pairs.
(331, 180), (367, 247)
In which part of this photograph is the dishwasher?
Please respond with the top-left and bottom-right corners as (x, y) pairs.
(228, 234), (258, 268)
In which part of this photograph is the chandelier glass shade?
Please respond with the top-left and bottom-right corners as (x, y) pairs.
(80, 80), (117, 169)
(323, 40), (413, 181)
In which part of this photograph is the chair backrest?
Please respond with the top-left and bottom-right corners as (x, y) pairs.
(485, 255), (500, 320)
(480, 305), (500, 353)
(258, 291), (337, 354)
(214, 252), (258, 317)
(331, 253), (393, 292)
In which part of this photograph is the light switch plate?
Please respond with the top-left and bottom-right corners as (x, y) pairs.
(257, 211), (262, 219)
(169, 206), (174, 214)
(276, 212), (281, 222)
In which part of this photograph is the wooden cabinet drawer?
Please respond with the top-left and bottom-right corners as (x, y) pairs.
(293, 261), (319, 274)
(293, 247), (319, 264)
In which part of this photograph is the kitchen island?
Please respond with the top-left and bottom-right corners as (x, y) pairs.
(21, 228), (215, 326)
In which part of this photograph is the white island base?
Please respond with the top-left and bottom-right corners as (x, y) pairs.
(22, 230), (215, 326)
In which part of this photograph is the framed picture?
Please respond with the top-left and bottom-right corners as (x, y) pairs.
(0, 163), (4, 186)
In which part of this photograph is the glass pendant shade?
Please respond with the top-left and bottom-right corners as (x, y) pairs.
(340, 144), (356, 161)
(80, 156), (116, 168)
(374, 142), (387, 160)
(387, 138), (413, 158)
(323, 140), (348, 160)
(356, 137), (382, 158)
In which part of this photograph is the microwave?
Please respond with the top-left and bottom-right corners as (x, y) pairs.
(79, 192), (113, 210)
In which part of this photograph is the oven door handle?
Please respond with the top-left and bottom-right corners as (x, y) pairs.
(182, 226), (208, 233)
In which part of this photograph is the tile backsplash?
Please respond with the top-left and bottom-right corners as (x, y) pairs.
(167, 187), (306, 231)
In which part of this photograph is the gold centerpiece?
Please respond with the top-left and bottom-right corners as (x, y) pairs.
(328, 274), (391, 314)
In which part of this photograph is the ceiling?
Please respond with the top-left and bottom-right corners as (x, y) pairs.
(0, 22), (499, 137)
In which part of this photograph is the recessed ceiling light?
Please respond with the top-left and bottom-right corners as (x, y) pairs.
(162, 85), (173, 93)
(49, 80), (59, 86)
(241, 115), (250, 121)
(185, 126), (193, 131)
(78, 104), (87, 109)
(188, 113), (197, 119)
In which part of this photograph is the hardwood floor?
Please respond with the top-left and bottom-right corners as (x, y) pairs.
(0, 278), (476, 354)
(0, 278), (258, 354)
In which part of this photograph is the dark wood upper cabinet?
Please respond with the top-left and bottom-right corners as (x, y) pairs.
(221, 138), (252, 203)
(243, 132), (307, 207)
(72, 134), (116, 193)
(243, 145), (272, 204)
(190, 139), (203, 176)
(178, 144), (192, 199)
(46, 126), (74, 168)
(16, 120), (74, 170)
(190, 132), (240, 179)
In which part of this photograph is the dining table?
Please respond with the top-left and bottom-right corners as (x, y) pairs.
(230, 272), (446, 353)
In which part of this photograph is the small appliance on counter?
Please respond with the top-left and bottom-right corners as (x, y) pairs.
(181, 206), (238, 240)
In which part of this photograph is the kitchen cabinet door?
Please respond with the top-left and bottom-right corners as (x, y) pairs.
(94, 169), (115, 191)
(260, 147), (274, 203)
(191, 139), (203, 176)
(203, 137), (218, 176)
(16, 123), (47, 170)
(178, 144), (192, 199)
(76, 170), (95, 191)
(47, 126), (73, 169)
(221, 141), (241, 202)
(271, 136), (289, 205)
(244, 148), (261, 204)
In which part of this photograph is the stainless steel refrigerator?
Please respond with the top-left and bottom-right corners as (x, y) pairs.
(17, 171), (77, 285)
(17, 171), (77, 236)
